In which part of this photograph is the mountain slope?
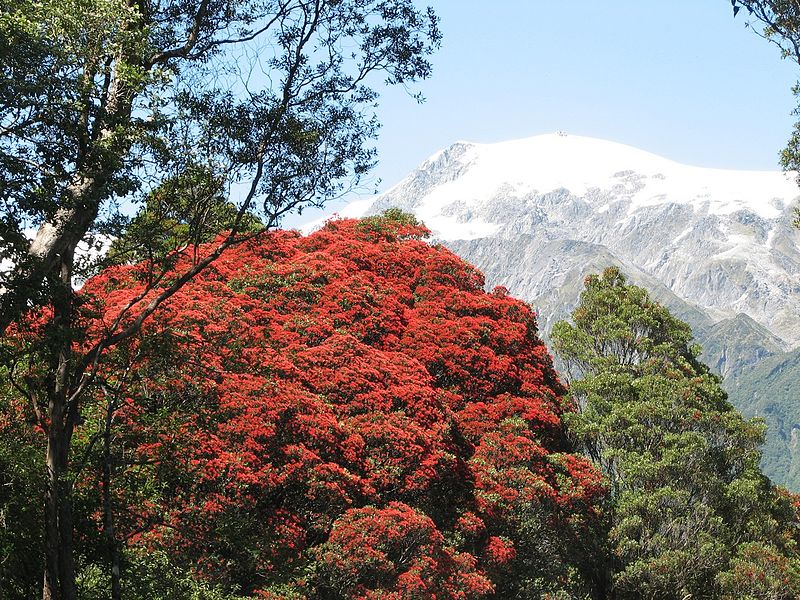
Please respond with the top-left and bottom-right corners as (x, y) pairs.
(728, 347), (800, 490)
(698, 313), (786, 379)
(330, 133), (800, 488)
(445, 236), (716, 345)
(362, 133), (800, 348)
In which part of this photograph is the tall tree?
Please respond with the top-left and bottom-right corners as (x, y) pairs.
(103, 164), (263, 267)
(731, 0), (800, 226)
(2, 212), (607, 598)
(0, 2), (440, 599)
(551, 267), (800, 599)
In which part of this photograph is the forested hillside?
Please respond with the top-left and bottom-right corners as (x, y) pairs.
(3, 212), (800, 599)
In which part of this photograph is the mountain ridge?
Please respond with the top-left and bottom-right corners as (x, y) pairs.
(354, 133), (800, 349)
(322, 132), (800, 488)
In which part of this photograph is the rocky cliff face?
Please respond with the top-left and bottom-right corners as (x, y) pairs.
(363, 133), (800, 351)
(324, 132), (800, 488)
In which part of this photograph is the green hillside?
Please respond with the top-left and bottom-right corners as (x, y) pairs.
(727, 347), (800, 490)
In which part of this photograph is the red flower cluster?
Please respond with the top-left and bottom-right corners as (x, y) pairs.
(82, 214), (604, 597)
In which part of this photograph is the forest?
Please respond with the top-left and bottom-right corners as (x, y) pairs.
(3, 1), (800, 599)
(3, 211), (800, 598)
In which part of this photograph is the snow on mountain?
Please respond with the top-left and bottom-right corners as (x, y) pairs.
(333, 132), (800, 349)
(312, 132), (800, 490)
(373, 133), (797, 236)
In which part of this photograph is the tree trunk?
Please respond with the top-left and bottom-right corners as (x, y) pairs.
(43, 420), (78, 600)
(0, 172), (103, 336)
(0, 28), (142, 336)
(102, 393), (122, 600)
(42, 431), (61, 600)
(42, 251), (78, 600)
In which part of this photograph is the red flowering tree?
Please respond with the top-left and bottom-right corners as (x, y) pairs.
(314, 502), (493, 599)
(67, 211), (605, 597)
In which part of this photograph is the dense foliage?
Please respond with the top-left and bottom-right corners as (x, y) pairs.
(0, 0), (441, 322)
(551, 267), (800, 599)
(1, 213), (605, 598)
(0, 2), (440, 597)
(5, 216), (800, 599)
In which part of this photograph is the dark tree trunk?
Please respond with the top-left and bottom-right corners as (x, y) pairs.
(102, 394), (121, 600)
(42, 252), (78, 600)
(42, 431), (61, 600)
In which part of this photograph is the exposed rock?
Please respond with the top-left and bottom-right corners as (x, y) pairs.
(329, 132), (800, 488)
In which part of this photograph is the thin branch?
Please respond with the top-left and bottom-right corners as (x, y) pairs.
(147, 0), (212, 65)
(7, 362), (46, 430)
(66, 151), (269, 409)
(148, 1), (292, 66)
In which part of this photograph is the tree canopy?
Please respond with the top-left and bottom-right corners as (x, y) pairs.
(551, 267), (800, 599)
(0, 2), (440, 598)
(2, 212), (605, 598)
(103, 164), (263, 267)
(0, 0), (441, 328)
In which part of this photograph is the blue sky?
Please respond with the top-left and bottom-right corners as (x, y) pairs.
(288, 1), (799, 226)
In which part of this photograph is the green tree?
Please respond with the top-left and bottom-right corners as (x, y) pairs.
(731, 1), (800, 226)
(0, 375), (45, 599)
(0, 2), (440, 599)
(104, 164), (263, 267)
(551, 267), (800, 599)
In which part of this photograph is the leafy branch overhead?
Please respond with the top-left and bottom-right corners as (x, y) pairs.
(0, 0), (442, 331)
(0, 2), (440, 599)
(731, 0), (800, 226)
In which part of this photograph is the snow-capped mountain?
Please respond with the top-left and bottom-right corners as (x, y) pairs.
(325, 132), (800, 488)
(337, 133), (800, 352)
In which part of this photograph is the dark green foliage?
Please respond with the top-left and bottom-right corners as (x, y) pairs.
(76, 550), (251, 600)
(551, 266), (800, 599)
(727, 347), (800, 490)
(105, 165), (263, 267)
(718, 541), (800, 599)
(356, 207), (424, 239)
(0, 378), (44, 600)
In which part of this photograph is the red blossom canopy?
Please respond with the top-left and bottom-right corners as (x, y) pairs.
(80, 213), (604, 598)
